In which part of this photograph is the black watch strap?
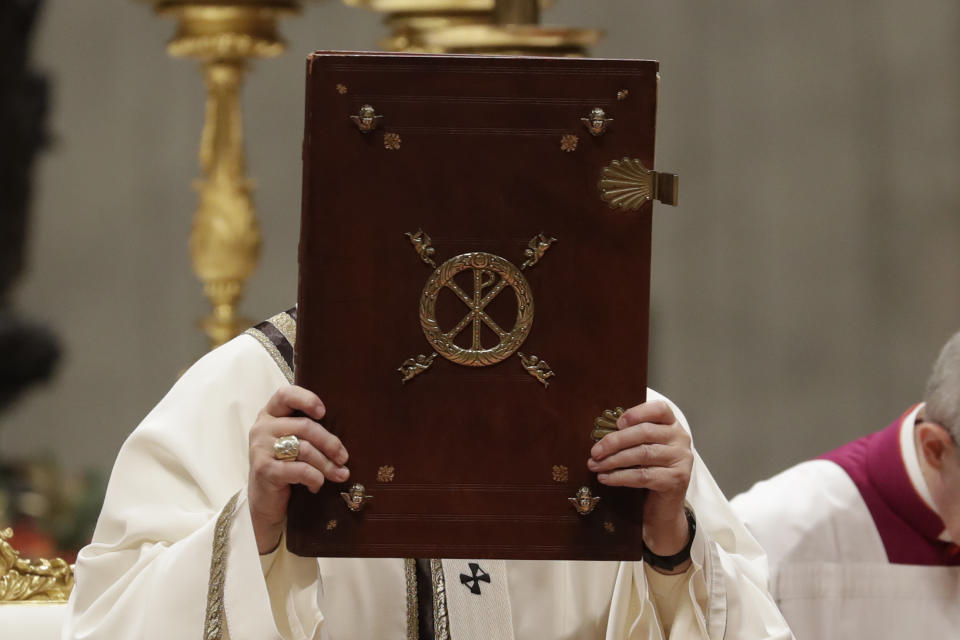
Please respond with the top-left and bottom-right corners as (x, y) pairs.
(641, 508), (696, 571)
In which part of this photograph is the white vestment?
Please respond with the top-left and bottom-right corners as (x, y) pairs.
(731, 405), (960, 639)
(63, 332), (791, 640)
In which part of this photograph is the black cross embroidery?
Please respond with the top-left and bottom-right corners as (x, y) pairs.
(459, 562), (491, 595)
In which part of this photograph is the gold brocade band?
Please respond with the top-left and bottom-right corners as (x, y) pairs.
(431, 559), (451, 640)
(204, 491), (241, 640)
(272, 310), (298, 349)
(404, 558), (419, 640)
(244, 306), (298, 383)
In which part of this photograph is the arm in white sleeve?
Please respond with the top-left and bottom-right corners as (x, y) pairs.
(606, 390), (795, 640)
(63, 336), (324, 640)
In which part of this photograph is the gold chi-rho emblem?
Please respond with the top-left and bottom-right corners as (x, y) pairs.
(398, 230), (557, 387)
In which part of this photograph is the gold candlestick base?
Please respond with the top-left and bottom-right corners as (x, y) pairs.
(418, 23), (602, 56)
(343, 0), (581, 54)
(152, 1), (299, 349)
(343, 0), (552, 12)
(380, 11), (493, 52)
(343, 0), (599, 56)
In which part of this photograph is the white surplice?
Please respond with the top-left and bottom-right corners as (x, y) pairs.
(63, 333), (792, 640)
(731, 405), (960, 640)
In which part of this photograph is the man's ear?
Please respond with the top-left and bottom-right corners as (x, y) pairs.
(917, 422), (955, 471)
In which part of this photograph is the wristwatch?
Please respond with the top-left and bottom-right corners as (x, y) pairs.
(641, 507), (696, 571)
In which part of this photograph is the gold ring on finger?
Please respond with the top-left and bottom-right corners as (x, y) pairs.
(273, 435), (300, 461)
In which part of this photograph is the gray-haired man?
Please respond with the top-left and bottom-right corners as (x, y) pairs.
(733, 330), (960, 639)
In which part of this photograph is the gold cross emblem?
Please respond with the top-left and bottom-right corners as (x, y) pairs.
(420, 252), (533, 367)
(400, 231), (557, 384)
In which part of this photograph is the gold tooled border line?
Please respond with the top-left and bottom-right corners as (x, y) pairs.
(204, 491), (241, 640)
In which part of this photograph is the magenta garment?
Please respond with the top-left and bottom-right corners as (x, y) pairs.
(819, 406), (960, 566)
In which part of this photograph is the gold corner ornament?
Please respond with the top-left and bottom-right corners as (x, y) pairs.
(591, 407), (625, 442)
(581, 107), (612, 137)
(568, 486), (600, 516)
(520, 233), (555, 270)
(0, 527), (74, 602)
(352, 104), (384, 132)
(398, 352), (438, 383)
(517, 351), (554, 387)
(405, 229), (437, 268)
(599, 158), (679, 209)
(341, 483), (374, 512)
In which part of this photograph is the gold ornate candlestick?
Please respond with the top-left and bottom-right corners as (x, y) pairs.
(149, 1), (300, 349)
(0, 528), (74, 602)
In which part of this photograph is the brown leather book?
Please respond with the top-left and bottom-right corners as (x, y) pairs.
(288, 51), (676, 560)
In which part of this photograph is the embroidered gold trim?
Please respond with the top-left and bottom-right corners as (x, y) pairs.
(271, 311), (298, 350)
(244, 328), (294, 383)
(204, 491), (241, 640)
(404, 558), (418, 640)
(431, 559), (450, 640)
